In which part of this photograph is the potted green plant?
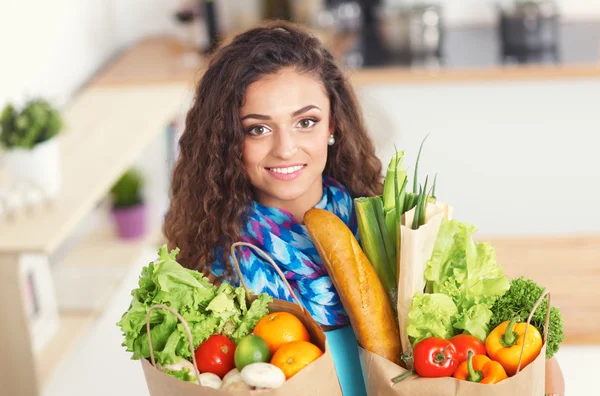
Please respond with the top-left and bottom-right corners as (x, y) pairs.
(0, 98), (64, 198)
(110, 169), (146, 239)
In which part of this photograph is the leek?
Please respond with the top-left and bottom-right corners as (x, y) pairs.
(383, 153), (406, 243)
(413, 134), (429, 193)
(411, 176), (429, 230)
(354, 135), (439, 305)
(383, 151), (406, 213)
(355, 197), (396, 297)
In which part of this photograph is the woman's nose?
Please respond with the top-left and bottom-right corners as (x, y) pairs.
(271, 129), (298, 159)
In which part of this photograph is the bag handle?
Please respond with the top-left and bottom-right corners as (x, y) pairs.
(145, 304), (201, 385)
(515, 289), (551, 374)
(230, 241), (307, 314)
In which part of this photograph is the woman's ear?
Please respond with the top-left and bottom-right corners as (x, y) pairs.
(329, 117), (335, 135)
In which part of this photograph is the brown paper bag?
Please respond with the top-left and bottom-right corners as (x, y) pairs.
(141, 242), (342, 396)
(360, 290), (552, 396)
(397, 202), (453, 356)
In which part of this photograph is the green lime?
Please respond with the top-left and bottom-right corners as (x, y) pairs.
(235, 334), (271, 370)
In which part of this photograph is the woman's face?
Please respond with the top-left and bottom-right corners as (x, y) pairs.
(241, 68), (333, 212)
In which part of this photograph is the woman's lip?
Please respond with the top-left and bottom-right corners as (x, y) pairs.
(266, 165), (306, 181)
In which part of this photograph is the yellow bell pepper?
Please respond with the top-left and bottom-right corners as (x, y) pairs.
(485, 318), (543, 376)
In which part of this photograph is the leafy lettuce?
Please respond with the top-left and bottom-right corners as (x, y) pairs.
(407, 293), (458, 345)
(408, 219), (509, 343)
(117, 245), (272, 370)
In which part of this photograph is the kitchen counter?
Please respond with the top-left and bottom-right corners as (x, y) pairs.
(90, 23), (600, 88)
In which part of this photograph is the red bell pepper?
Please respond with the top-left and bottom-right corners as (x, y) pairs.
(450, 334), (487, 364)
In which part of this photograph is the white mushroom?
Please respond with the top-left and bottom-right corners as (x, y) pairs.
(222, 368), (252, 390)
(198, 372), (222, 389)
(221, 380), (253, 391)
(222, 368), (243, 387)
(240, 363), (286, 389)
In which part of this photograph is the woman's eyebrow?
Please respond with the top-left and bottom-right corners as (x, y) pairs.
(241, 113), (271, 121)
(241, 105), (321, 121)
(292, 105), (321, 117)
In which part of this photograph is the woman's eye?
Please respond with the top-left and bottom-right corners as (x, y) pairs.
(298, 118), (317, 129)
(247, 125), (269, 136)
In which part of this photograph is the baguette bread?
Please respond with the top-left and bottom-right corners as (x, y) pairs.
(304, 208), (401, 365)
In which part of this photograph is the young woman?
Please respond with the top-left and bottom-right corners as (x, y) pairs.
(164, 21), (380, 395)
(164, 21), (564, 395)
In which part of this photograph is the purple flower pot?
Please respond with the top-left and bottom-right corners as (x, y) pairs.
(112, 203), (146, 240)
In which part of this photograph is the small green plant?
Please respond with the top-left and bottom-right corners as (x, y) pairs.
(110, 169), (144, 208)
(0, 98), (64, 149)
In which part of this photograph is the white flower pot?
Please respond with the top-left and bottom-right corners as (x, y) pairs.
(3, 138), (62, 199)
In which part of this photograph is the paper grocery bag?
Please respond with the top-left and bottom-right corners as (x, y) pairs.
(358, 345), (545, 396)
(397, 202), (453, 356)
(141, 298), (341, 396)
(360, 291), (551, 396)
(141, 242), (342, 396)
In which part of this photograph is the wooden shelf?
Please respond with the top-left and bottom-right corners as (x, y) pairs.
(346, 64), (600, 85)
(0, 83), (189, 254)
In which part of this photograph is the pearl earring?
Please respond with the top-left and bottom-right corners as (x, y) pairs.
(328, 134), (335, 146)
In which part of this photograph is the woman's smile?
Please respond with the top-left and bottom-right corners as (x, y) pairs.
(265, 164), (306, 180)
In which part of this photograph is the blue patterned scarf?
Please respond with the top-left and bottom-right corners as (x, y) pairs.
(211, 175), (357, 326)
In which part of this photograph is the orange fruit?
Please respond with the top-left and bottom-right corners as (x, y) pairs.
(253, 312), (310, 354)
(270, 340), (323, 379)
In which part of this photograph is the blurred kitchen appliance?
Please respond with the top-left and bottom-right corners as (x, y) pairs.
(499, 0), (560, 63)
(323, 0), (379, 29)
(377, 2), (444, 62)
(175, 0), (221, 53)
(262, 0), (293, 21)
(338, 1), (363, 32)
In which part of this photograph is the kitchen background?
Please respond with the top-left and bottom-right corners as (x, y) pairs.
(1, 0), (599, 395)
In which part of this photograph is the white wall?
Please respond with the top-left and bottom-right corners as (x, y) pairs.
(0, 0), (113, 107)
(358, 79), (600, 236)
(0, 0), (180, 107)
(109, 0), (181, 48)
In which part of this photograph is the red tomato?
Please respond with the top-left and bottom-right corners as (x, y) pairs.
(413, 337), (458, 378)
(450, 334), (487, 364)
(194, 335), (236, 378)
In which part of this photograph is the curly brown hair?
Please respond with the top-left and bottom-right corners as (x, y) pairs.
(164, 21), (383, 277)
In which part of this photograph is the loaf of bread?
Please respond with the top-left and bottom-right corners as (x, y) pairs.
(304, 208), (401, 365)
